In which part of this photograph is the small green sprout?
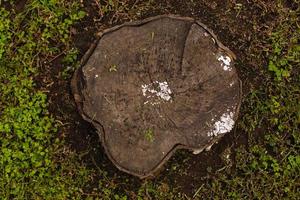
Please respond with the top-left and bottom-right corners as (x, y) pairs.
(144, 129), (154, 142)
(109, 64), (117, 72)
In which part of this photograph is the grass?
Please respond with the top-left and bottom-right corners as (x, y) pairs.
(94, 0), (154, 24)
(0, 0), (299, 199)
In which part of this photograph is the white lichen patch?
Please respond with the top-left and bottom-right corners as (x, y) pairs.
(217, 55), (232, 71)
(142, 81), (172, 105)
(208, 112), (235, 137)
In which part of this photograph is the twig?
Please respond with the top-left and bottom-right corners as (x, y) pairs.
(193, 184), (204, 199)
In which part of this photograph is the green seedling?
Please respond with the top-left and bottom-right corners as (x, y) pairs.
(144, 129), (154, 142)
(109, 64), (118, 72)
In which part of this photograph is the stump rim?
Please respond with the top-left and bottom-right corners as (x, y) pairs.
(71, 15), (242, 178)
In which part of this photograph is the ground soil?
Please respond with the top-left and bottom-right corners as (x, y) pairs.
(41, 0), (280, 197)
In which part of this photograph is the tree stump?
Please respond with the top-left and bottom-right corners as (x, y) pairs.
(71, 15), (242, 178)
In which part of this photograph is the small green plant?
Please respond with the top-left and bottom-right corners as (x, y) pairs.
(61, 48), (80, 79)
(268, 60), (291, 81)
(63, 48), (79, 65)
(109, 64), (118, 72)
(144, 129), (154, 142)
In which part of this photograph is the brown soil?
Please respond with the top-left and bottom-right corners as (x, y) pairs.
(41, 0), (280, 197)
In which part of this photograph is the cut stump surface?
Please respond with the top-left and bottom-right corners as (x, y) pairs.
(72, 15), (242, 178)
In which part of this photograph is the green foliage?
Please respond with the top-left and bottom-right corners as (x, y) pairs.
(63, 48), (79, 65)
(0, 1), (93, 199)
(61, 48), (80, 79)
(0, 8), (11, 60)
(267, 5), (300, 81)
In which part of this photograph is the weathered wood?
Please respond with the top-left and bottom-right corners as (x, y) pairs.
(72, 15), (242, 178)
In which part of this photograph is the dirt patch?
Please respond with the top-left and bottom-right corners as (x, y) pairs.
(40, 0), (281, 197)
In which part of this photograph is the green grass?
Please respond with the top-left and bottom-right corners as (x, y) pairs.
(0, 0), (299, 199)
